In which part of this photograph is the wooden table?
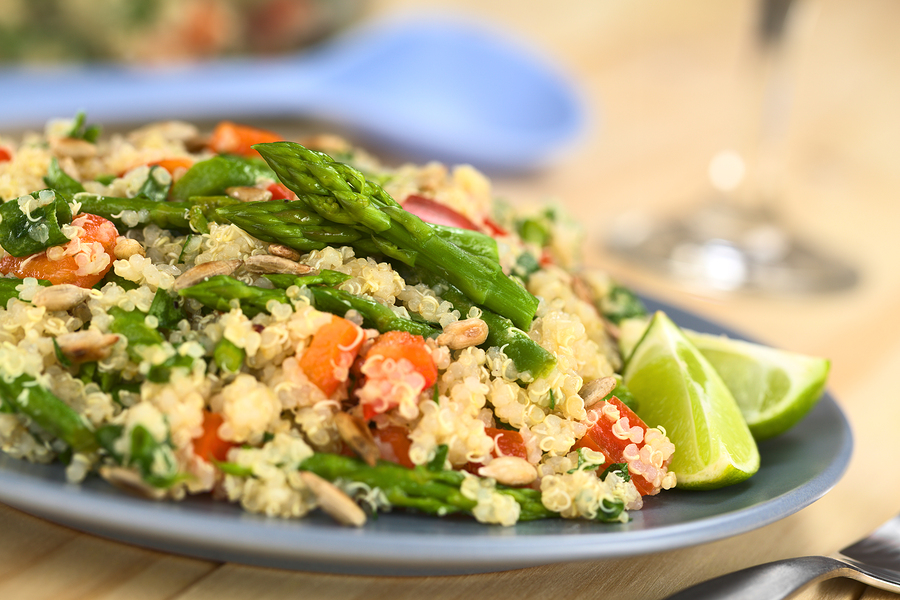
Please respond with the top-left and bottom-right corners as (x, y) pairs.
(2, 0), (899, 598)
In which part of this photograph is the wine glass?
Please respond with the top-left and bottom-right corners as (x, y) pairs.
(606, 0), (858, 293)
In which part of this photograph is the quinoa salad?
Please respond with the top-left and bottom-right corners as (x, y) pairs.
(0, 116), (676, 527)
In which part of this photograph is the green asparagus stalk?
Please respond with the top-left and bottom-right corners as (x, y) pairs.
(214, 337), (245, 373)
(251, 142), (537, 330)
(309, 286), (439, 338)
(263, 270), (352, 289)
(0, 374), (98, 453)
(300, 453), (557, 521)
(414, 269), (556, 381)
(217, 200), (499, 262)
(73, 193), (240, 232)
(177, 275), (289, 317)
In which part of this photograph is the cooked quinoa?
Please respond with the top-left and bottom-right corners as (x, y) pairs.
(0, 117), (675, 526)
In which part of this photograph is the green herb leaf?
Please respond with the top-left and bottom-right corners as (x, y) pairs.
(0, 189), (74, 257)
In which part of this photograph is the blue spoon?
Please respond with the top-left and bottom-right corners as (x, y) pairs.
(0, 15), (584, 171)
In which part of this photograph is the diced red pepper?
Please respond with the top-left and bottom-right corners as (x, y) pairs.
(0, 146), (12, 162)
(267, 181), (295, 200)
(465, 426), (529, 474)
(573, 396), (672, 496)
(485, 427), (528, 460)
(372, 425), (415, 468)
(482, 216), (508, 237)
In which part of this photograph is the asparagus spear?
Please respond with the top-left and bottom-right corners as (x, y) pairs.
(412, 269), (556, 381)
(180, 274), (437, 337)
(74, 193), (240, 232)
(217, 200), (499, 262)
(263, 270), (351, 289)
(177, 275), (289, 317)
(299, 453), (559, 521)
(214, 337), (245, 373)
(251, 142), (537, 331)
(0, 374), (98, 453)
(309, 286), (438, 338)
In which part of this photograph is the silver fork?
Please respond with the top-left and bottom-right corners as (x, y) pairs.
(666, 514), (900, 599)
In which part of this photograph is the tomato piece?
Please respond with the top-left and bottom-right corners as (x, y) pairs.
(485, 427), (528, 460)
(402, 195), (479, 231)
(357, 330), (438, 419)
(208, 121), (282, 158)
(193, 410), (235, 463)
(267, 181), (295, 200)
(372, 425), (415, 468)
(0, 146), (12, 162)
(298, 315), (365, 397)
(539, 247), (555, 267)
(0, 213), (117, 288)
(482, 216), (508, 237)
(574, 396), (674, 496)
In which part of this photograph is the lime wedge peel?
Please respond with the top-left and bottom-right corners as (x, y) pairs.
(617, 315), (831, 442)
(623, 311), (760, 490)
(685, 331), (830, 441)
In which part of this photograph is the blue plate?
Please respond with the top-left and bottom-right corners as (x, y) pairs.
(0, 298), (852, 576)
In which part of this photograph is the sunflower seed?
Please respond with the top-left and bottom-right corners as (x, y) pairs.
(243, 255), (313, 276)
(172, 259), (242, 291)
(299, 470), (366, 527)
(32, 284), (94, 311)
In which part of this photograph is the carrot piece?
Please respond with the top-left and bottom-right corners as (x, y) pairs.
(0, 213), (118, 288)
(357, 330), (438, 419)
(193, 410), (235, 463)
(208, 121), (283, 158)
(573, 396), (673, 496)
(372, 425), (415, 468)
(151, 157), (195, 176)
(366, 330), (437, 387)
(298, 315), (365, 397)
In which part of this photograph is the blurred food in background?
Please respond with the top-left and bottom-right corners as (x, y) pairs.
(0, 0), (362, 64)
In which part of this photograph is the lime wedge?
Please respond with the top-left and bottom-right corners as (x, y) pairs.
(617, 316), (651, 362)
(617, 316), (830, 442)
(684, 331), (830, 441)
(623, 311), (760, 490)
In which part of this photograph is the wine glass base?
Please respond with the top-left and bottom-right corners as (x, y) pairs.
(605, 201), (859, 294)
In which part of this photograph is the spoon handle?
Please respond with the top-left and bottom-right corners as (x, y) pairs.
(0, 57), (320, 129)
(664, 556), (864, 600)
